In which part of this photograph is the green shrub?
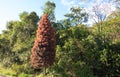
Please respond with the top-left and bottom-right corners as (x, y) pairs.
(18, 72), (32, 77)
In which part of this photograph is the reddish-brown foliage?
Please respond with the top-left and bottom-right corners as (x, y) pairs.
(30, 14), (56, 69)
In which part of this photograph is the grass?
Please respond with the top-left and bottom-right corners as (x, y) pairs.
(0, 67), (16, 77)
(0, 67), (33, 77)
(0, 64), (47, 77)
(0, 65), (34, 77)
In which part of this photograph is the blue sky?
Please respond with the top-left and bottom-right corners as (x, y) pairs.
(0, 0), (68, 33)
(0, 0), (115, 33)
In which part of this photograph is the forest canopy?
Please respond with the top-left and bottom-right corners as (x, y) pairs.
(0, 1), (120, 77)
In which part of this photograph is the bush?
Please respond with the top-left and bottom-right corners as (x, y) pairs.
(18, 72), (32, 77)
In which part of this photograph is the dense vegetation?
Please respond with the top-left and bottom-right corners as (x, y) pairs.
(0, 1), (120, 77)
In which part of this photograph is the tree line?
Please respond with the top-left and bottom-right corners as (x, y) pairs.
(0, 1), (120, 77)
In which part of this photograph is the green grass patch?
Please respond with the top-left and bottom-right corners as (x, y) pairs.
(0, 67), (16, 77)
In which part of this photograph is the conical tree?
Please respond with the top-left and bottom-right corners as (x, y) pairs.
(30, 14), (56, 70)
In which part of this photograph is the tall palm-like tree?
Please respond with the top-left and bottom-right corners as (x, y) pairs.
(30, 14), (56, 74)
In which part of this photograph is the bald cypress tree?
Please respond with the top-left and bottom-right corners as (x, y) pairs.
(30, 14), (56, 70)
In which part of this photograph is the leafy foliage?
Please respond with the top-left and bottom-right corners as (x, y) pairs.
(65, 7), (88, 26)
(0, 1), (120, 77)
(43, 1), (56, 21)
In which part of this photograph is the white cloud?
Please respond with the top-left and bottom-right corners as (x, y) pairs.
(61, 0), (75, 6)
(61, 0), (87, 12)
(78, 1), (85, 6)
(61, 0), (86, 7)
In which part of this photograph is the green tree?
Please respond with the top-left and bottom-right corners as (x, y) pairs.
(0, 11), (39, 75)
(43, 1), (56, 21)
(48, 25), (96, 77)
(64, 7), (88, 26)
(89, 15), (120, 76)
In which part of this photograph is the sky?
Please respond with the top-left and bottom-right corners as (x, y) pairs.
(0, 0), (116, 33)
